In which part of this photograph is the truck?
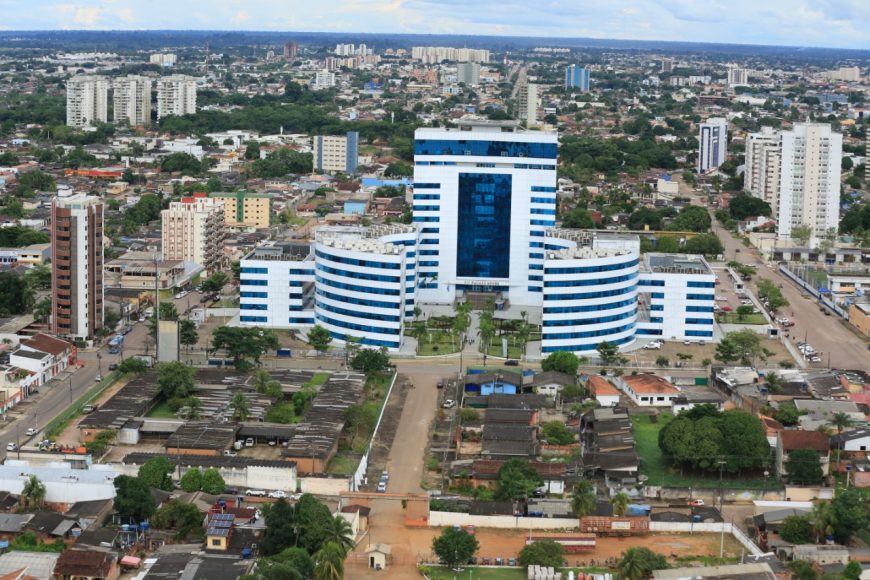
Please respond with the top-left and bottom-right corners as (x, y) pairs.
(579, 516), (650, 536)
(108, 334), (124, 354)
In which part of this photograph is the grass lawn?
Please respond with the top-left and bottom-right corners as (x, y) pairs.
(804, 269), (828, 289)
(716, 312), (768, 324)
(417, 332), (461, 356)
(326, 454), (359, 476)
(213, 299), (238, 308)
(467, 366), (524, 377)
(422, 566), (525, 579)
(483, 340), (524, 359)
(632, 414), (780, 490)
(146, 400), (177, 418)
(305, 372), (330, 389)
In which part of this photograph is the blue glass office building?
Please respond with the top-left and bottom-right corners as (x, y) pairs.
(565, 65), (590, 91)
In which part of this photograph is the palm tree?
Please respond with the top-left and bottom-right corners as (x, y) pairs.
(611, 491), (631, 517)
(313, 541), (345, 580)
(21, 475), (46, 509)
(230, 392), (250, 422)
(616, 547), (654, 580)
(830, 412), (852, 436)
(181, 397), (202, 420)
(323, 516), (355, 555)
(570, 481), (597, 518)
(810, 500), (833, 543)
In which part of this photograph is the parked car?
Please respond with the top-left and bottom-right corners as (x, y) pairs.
(245, 438), (255, 447)
(108, 363), (118, 371)
(740, 299), (753, 306)
(642, 340), (663, 350)
(504, 359), (519, 366)
(465, 525), (476, 535)
(25, 428), (37, 436)
(5, 443), (16, 452)
(93, 375), (102, 382)
(688, 499), (705, 506)
(223, 449), (237, 457)
(442, 399), (457, 409)
(377, 482), (387, 493)
(268, 490), (287, 499)
(381, 471), (389, 481)
(82, 404), (96, 414)
(436, 379), (445, 389)
(245, 489), (267, 497)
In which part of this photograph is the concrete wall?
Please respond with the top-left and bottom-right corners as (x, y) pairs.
(643, 485), (785, 503)
(115, 462), (298, 492)
(299, 475), (351, 496)
(429, 511), (578, 530)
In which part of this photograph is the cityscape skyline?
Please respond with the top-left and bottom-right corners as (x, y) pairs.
(0, 1), (867, 50)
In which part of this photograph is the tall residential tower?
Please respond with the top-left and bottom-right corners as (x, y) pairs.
(113, 75), (152, 126)
(697, 118), (727, 174)
(51, 195), (104, 339)
(66, 75), (109, 127)
(156, 75), (197, 120)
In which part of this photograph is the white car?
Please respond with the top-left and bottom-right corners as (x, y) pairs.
(740, 299), (753, 306)
(245, 489), (267, 497)
(25, 428), (37, 436)
(642, 341), (663, 350)
(267, 490), (287, 499)
(5, 443), (16, 452)
(442, 399), (457, 409)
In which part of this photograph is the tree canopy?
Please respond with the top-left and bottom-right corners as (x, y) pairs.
(432, 527), (479, 569)
(518, 540), (565, 568)
(541, 351), (581, 375)
(496, 459), (543, 500)
(210, 326), (279, 370)
(113, 475), (157, 522)
(137, 456), (175, 491)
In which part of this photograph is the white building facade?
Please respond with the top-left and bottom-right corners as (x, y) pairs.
(113, 75), (152, 126)
(413, 122), (557, 308)
(744, 126), (781, 213)
(66, 75), (109, 127)
(156, 75), (197, 120)
(161, 196), (226, 273)
(698, 117), (727, 174)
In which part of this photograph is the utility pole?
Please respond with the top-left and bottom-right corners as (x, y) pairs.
(718, 459), (726, 557)
(154, 254), (160, 362)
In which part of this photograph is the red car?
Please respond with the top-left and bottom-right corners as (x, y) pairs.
(688, 499), (705, 506)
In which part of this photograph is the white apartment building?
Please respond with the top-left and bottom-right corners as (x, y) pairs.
(65, 75), (108, 127)
(313, 132), (359, 174)
(156, 75), (197, 120)
(149, 53), (177, 67)
(744, 126), (782, 212)
(411, 46), (489, 64)
(457, 62), (481, 86)
(313, 70), (336, 90)
(726, 64), (749, 87)
(777, 123), (842, 242)
(112, 75), (152, 126)
(697, 117), (728, 174)
(516, 82), (539, 125)
(161, 195), (226, 273)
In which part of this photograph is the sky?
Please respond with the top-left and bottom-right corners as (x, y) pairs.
(0, 0), (868, 50)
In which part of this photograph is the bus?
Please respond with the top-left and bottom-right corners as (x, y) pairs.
(108, 334), (124, 354)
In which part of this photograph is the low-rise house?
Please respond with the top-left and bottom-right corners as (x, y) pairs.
(52, 548), (119, 580)
(586, 375), (620, 407)
(614, 374), (680, 407)
(8, 334), (74, 388)
(775, 431), (831, 479)
(831, 428), (870, 452)
(529, 371), (576, 399)
(0, 551), (61, 579)
(0, 463), (118, 510)
(792, 544), (850, 566)
(0, 513), (33, 541)
(653, 562), (777, 580)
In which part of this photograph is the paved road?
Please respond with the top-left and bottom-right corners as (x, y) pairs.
(681, 179), (870, 372)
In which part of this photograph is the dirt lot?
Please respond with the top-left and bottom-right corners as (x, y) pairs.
(631, 337), (793, 367)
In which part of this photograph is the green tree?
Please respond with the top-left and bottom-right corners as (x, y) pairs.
(117, 358), (148, 374)
(736, 304), (755, 322)
(349, 347), (391, 375)
(210, 326), (279, 370)
(684, 233), (724, 255)
(432, 527), (479, 569)
(541, 421), (575, 445)
(16, 170), (55, 196)
(200, 468), (226, 494)
(156, 361), (196, 400)
(830, 488), (869, 544)
(138, 457), (175, 491)
(830, 411), (853, 436)
(179, 468), (203, 492)
(254, 369), (284, 399)
(561, 206), (596, 229)
(113, 475), (157, 521)
(496, 459), (543, 501)
(230, 392), (251, 422)
(788, 560), (818, 580)
(200, 271), (229, 294)
(179, 320), (199, 350)
(779, 515), (814, 544)
(152, 499), (205, 540)
(616, 547), (668, 580)
(0, 272), (32, 316)
(263, 498), (299, 555)
(518, 539), (566, 568)
(267, 547), (313, 579)
(307, 325), (332, 355)
(312, 541), (345, 580)
(728, 194), (771, 220)
(147, 302), (180, 339)
(244, 141), (261, 160)
(570, 481), (596, 517)
(715, 329), (765, 365)
(23, 265), (51, 291)
(32, 297), (52, 323)
(161, 152), (204, 176)
(611, 491), (631, 516)
(668, 205), (711, 232)
(785, 449), (824, 484)
(791, 223), (813, 246)
(541, 351), (581, 375)
(321, 516), (354, 556)
(21, 475), (46, 509)
(596, 341), (620, 365)
(843, 561), (863, 580)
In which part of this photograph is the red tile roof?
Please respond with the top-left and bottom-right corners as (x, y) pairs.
(22, 333), (71, 357)
(622, 374), (680, 395)
(588, 376), (619, 396)
(779, 430), (829, 452)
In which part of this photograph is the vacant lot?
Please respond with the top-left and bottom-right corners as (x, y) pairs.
(632, 414), (777, 489)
